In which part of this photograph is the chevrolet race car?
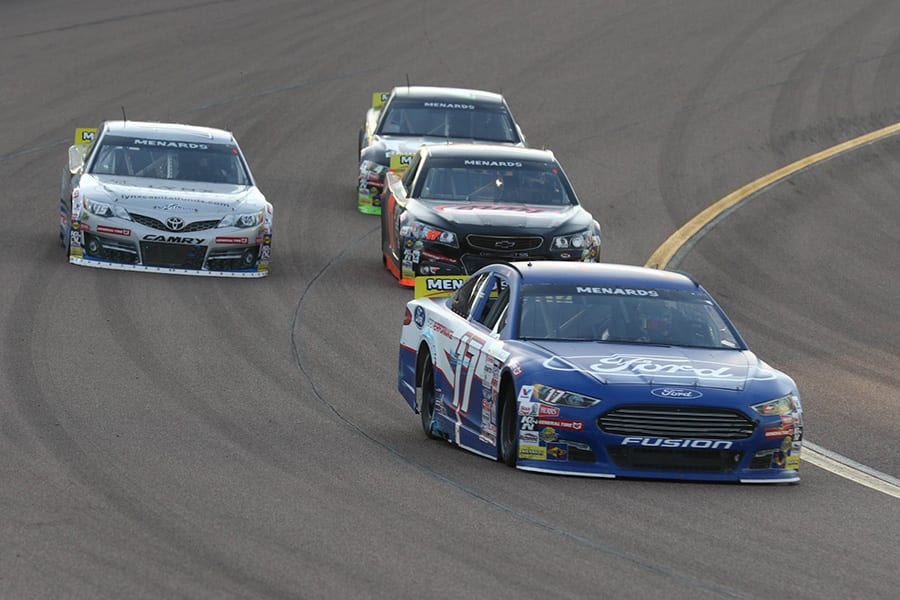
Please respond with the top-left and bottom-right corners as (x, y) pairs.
(398, 262), (803, 483)
(381, 144), (601, 286)
(60, 121), (272, 277)
(358, 85), (526, 215)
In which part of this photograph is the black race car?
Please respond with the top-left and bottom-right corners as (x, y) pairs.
(380, 144), (601, 286)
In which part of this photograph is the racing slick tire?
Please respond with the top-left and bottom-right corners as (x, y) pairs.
(419, 355), (441, 440)
(498, 383), (518, 466)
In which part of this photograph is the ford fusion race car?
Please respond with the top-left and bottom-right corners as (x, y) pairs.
(381, 144), (601, 286)
(398, 262), (803, 483)
(358, 86), (526, 214)
(60, 121), (272, 277)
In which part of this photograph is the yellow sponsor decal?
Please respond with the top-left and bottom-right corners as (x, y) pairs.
(74, 128), (97, 145)
(414, 275), (467, 299)
(518, 445), (546, 460)
(785, 455), (801, 470)
(389, 153), (414, 171)
(372, 91), (389, 109)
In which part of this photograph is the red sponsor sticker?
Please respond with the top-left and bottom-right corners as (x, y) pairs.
(216, 236), (249, 245)
(538, 405), (560, 417)
(537, 418), (583, 431)
(765, 427), (794, 438)
(96, 225), (131, 236)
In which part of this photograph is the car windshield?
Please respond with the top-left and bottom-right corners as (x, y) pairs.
(88, 134), (251, 185)
(414, 158), (576, 205)
(517, 283), (744, 350)
(377, 101), (518, 143)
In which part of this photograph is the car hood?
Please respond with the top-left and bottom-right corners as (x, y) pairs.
(376, 135), (520, 155)
(527, 342), (778, 391)
(80, 174), (263, 216)
(415, 199), (583, 229)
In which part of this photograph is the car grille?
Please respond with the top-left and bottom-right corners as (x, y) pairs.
(130, 213), (219, 233)
(466, 234), (543, 252)
(598, 405), (755, 439)
(140, 241), (207, 269)
(606, 446), (742, 473)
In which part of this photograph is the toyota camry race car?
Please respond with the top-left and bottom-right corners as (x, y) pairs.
(60, 121), (272, 277)
(358, 86), (526, 214)
(398, 262), (803, 483)
(381, 144), (601, 286)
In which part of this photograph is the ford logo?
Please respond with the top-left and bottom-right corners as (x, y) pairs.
(651, 388), (703, 400)
(414, 306), (426, 329)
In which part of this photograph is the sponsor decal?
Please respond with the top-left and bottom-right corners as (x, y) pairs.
(132, 138), (209, 149)
(537, 418), (583, 431)
(651, 388), (703, 400)
(260, 245), (271, 260)
(518, 444), (546, 460)
(520, 415), (537, 431)
(772, 451), (786, 468)
(540, 427), (557, 443)
(547, 443), (568, 461)
(544, 353), (776, 383)
(215, 236), (250, 245)
(153, 203), (195, 212)
(414, 306), (426, 329)
(424, 102), (475, 110)
(431, 321), (453, 339)
(96, 225), (131, 236)
(785, 455), (801, 470)
(765, 427), (794, 439)
(420, 249), (458, 264)
(520, 430), (540, 445)
(434, 203), (549, 214)
(389, 154), (414, 171)
(74, 128), (96, 145)
(463, 159), (521, 167)
(621, 436), (734, 450)
(576, 287), (659, 297)
(142, 235), (204, 244)
(121, 194), (230, 208)
(518, 385), (534, 403)
(519, 401), (537, 417)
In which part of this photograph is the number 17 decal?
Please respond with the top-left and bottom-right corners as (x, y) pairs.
(451, 331), (485, 415)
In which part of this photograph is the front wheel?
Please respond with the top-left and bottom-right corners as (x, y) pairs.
(498, 384), (518, 466)
(419, 358), (440, 440)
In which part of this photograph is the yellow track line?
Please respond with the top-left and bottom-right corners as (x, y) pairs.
(646, 121), (900, 270)
(644, 123), (900, 497)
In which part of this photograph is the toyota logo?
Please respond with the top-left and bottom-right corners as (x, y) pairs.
(494, 240), (516, 249)
(166, 216), (186, 231)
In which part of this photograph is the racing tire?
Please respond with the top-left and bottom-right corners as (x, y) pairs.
(498, 384), (518, 466)
(419, 358), (440, 440)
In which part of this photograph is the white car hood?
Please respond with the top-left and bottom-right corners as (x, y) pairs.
(81, 174), (261, 216)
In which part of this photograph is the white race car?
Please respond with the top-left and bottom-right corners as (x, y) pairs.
(60, 121), (272, 277)
(357, 86), (527, 215)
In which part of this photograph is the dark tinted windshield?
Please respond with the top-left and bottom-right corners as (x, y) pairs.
(413, 158), (575, 205)
(518, 283), (744, 349)
(89, 134), (251, 185)
(376, 100), (519, 143)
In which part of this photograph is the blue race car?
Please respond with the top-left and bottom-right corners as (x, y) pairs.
(398, 262), (803, 483)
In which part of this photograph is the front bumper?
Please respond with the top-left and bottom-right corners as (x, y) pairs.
(66, 218), (271, 278)
(513, 400), (802, 483)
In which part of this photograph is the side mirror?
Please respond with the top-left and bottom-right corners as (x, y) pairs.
(68, 145), (87, 174)
(386, 171), (407, 201)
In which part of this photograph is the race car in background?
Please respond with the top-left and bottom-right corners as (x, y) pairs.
(358, 86), (527, 214)
(398, 261), (804, 483)
(380, 144), (601, 286)
(60, 121), (272, 277)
